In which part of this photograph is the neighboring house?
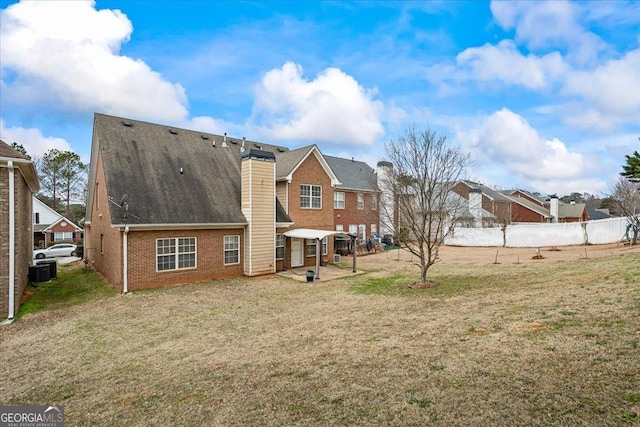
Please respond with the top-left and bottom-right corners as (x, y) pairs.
(587, 206), (613, 220)
(1, 140), (39, 320)
(85, 114), (370, 292)
(502, 194), (589, 223)
(33, 197), (82, 247)
(324, 155), (380, 254)
(451, 180), (512, 226)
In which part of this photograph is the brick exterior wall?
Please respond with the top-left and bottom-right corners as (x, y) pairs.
(126, 228), (245, 291)
(333, 190), (379, 241)
(43, 220), (82, 246)
(85, 152), (123, 289)
(511, 203), (547, 223)
(0, 166), (32, 318)
(511, 190), (544, 206)
(285, 153), (335, 268)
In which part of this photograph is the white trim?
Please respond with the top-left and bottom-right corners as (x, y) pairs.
(300, 184), (322, 209)
(334, 191), (345, 209)
(155, 236), (198, 272)
(111, 222), (247, 230)
(8, 161), (15, 319)
(276, 222), (294, 228)
(123, 225), (129, 293)
(284, 146), (341, 187)
(223, 235), (240, 265)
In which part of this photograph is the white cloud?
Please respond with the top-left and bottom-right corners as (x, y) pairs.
(0, 0), (188, 122)
(0, 119), (72, 158)
(562, 49), (640, 130)
(456, 40), (566, 89)
(250, 62), (384, 145)
(490, 0), (606, 64)
(455, 108), (597, 192)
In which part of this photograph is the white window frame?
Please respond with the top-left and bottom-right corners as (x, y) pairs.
(275, 234), (285, 260)
(334, 191), (345, 209)
(54, 232), (73, 241)
(300, 184), (322, 209)
(306, 239), (317, 257)
(322, 237), (328, 255)
(371, 224), (377, 236)
(156, 237), (197, 272)
(357, 193), (364, 210)
(349, 225), (357, 235)
(335, 224), (344, 232)
(224, 235), (240, 265)
(358, 224), (366, 241)
(371, 194), (377, 210)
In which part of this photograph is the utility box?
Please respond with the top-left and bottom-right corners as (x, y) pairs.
(29, 264), (51, 283)
(37, 259), (57, 279)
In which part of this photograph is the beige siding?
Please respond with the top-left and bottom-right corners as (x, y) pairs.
(276, 181), (288, 213)
(241, 158), (275, 276)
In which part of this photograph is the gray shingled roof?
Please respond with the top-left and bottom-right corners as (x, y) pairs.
(324, 155), (377, 191)
(559, 203), (586, 219)
(93, 114), (289, 226)
(462, 180), (512, 202)
(0, 139), (29, 159)
(274, 146), (314, 180)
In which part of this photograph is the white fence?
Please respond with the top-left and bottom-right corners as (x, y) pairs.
(445, 217), (629, 247)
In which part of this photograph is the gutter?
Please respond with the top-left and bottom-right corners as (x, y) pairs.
(123, 224), (129, 293)
(7, 161), (15, 320)
(111, 222), (248, 231)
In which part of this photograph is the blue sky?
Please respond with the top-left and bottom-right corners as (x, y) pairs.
(1, 0), (638, 196)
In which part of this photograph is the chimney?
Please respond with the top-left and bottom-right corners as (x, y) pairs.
(241, 148), (276, 276)
(222, 133), (228, 148)
(376, 161), (395, 238)
(469, 188), (483, 228)
(550, 194), (559, 223)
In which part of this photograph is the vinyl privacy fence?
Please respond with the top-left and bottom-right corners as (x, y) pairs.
(445, 217), (629, 247)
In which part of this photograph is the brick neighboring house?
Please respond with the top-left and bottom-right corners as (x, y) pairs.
(33, 197), (82, 247)
(324, 155), (379, 254)
(85, 114), (368, 292)
(451, 180), (511, 226)
(1, 140), (39, 320)
(502, 192), (589, 223)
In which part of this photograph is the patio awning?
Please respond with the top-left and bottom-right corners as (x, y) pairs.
(283, 228), (354, 240)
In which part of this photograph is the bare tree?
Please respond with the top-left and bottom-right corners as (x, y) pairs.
(379, 126), (470, 285)
(609, 177), (640, 244)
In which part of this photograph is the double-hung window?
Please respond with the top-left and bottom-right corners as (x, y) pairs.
(334, 191), (345, 209)
(357, 193), (364, 210)
(371, 194), (377, 210)
(306, 239), (317, 257)
(157, 237), (196, 271)
(275, 234), (285, 260)
(301, 184), (322, 208)
(224, 235), (240, 265)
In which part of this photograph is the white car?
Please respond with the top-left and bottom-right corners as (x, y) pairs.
(34, 244), (77, 259)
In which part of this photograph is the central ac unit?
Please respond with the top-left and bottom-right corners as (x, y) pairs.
(333, 254), (341, 263)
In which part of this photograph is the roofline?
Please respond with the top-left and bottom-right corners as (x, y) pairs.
(285, 145), (341, 187)
(334, 186), (378, 193)
(502, 194), (552, 217)
(0, 157), (40, 191)
(276, 222), (294, 228)
(111, 222), (248, 231)
(42, 216), (83, 231)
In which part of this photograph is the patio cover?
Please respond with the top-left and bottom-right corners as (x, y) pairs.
(283, 229), (357, 278)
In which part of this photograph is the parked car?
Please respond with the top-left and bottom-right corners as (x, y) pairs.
(34, 244), (77, 259)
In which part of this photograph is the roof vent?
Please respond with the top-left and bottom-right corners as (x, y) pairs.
(122, 121), (132, 127)
(277, 147), (286, 152)
(180, 167), (184, 175)
(222, 133), (228, 148)
(201, 135), (209, 140)
(169, 129), (177, 135)
(230, 139), (238, 145)
(255, 143), (262, 149)
(240, 137), (246, 153)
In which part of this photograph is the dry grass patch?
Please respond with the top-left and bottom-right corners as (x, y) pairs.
(1, 245), (639, 426)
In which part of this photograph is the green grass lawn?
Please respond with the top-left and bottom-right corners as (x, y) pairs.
(2, 248), (639, 426)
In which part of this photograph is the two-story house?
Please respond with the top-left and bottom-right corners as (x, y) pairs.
(84, 114), (368, 292)
(33, 197), (82, 247)
(1, 140), (39, 320)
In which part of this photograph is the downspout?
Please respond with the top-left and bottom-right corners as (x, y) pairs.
(123, 225), (129, 293)
(315, 238), (321, 280)
(7, 161), (15, 319)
